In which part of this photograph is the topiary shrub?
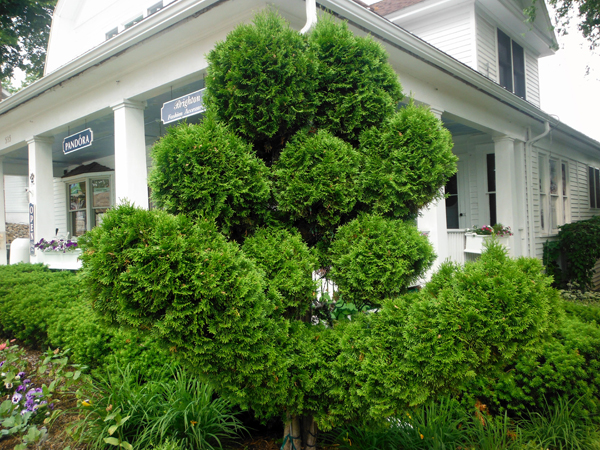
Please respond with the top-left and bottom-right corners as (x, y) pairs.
(77, 12), (559, 450)
(205, 10), (317, 160)
(148, 114), (271, 239)
(273, 128), (361, 241)
(359, 103), (457, 219)
(308, 15), (403, 144)
(241, 226), (318, 318)
(329, 214), (435, 310)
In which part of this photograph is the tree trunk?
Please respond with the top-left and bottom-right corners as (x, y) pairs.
(303, 415), (318, 449)
(283, 414), (317, 449)
(283, 414), (301, 450)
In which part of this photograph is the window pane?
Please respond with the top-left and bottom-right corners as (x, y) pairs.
(563, 197), (568, 224)
(92, 179), (111, 208)
(446, 195), (459, 229)
(489, 193), (497, 226)
(497, 29), (513, 92)
(71, 211), (86, 236)
(95, 208), (108, 227)
(562, 163), (567, 196)
(549, 160), (558, 195)
(70, 182), (86, 211)
(589, 166), (595, 208)
(446, 174), (458, 196)
(512, 41), (525, 98)
(595, 169), (600, 209)
(551, 196), (558, 229)
(487, 154), (496, 192)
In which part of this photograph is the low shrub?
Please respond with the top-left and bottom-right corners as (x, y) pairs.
(0, 264), (171, 380)
(543, 215), (600, 290)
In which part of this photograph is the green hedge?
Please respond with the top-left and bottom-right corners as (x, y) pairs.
(0, 264), (171, 380)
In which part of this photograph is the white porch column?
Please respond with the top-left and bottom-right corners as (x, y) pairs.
(112, 100), (148, 209)
(27, 136), (56, 261)
(493, 135), (520, 256)
(0, 158), (6, 265)
(417, 106), (449, 274)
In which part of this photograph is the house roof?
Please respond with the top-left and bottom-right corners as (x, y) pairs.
(369, 0), (425, 16)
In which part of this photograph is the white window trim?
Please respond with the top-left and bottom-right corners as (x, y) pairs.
(538, 153), (570, 236)
(64, 172), (115, 237)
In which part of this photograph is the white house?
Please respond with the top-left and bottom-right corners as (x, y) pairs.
(1, 0), (599, 270)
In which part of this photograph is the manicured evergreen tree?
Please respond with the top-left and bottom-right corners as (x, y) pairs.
(79, 11), (560, 450)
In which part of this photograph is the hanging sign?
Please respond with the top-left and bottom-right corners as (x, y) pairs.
(63, 128), (93, 154)
(29, 203), (35, 255)
(161, 88), (206, 124)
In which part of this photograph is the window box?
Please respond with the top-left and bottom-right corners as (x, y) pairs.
(464, 233), (510, 254)
(39, 249), (83, 271)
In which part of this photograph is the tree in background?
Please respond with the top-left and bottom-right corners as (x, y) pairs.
(79, 11), (561, 450)
(1, 0), (57, 81)
(526, 0), (600, 49)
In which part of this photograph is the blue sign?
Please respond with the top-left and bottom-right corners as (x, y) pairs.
(161, 88), (206, 124)
(63, 128), (93, 154)
(29, 203), (35, 255)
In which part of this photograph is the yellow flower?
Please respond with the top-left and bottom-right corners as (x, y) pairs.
(82, 400), (91, 407)
(420, 433), (424, 440)
(190, 421), (197, 426)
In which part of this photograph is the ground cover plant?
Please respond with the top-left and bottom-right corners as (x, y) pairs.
(78, 10), (563, 450)
(0, 340), (86, 449)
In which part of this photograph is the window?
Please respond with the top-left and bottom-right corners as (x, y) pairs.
(445, 174), (459, 229)
(539, 155), (569, 233)
(105, 27), (118, 40)
(67, 177), (113, 237)
(124, 15), (143, 30)
(497, 29), (526, 99)
(148, 1), (163, 15)
(589, 166), (600, 208)
(486, 153), (497, 226)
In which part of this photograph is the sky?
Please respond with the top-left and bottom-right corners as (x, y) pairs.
(538, 7), (600, 143)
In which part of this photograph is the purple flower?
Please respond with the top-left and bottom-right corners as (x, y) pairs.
(16, 384), (26, 393)
(17, 372), (26, 377)
(0, 361), (4, 368)
(23, 379), (30, 384)
(12, 392), (22, 404)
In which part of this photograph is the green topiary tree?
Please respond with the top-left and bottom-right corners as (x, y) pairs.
(80, 11), (558, 450)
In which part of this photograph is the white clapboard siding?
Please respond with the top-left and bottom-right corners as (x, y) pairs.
(476, 13), (497, 81)
(525, 49), (540, 107)
(399, 5), (475, 68)
(4, 175), (28, 224)
(54, 178), (68, 237)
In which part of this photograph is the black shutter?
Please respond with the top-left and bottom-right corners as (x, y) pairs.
(497, 29), (513, 92)
(512, 41), (526, 99)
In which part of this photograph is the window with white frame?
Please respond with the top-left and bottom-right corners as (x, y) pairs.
(539, 155), (569, 233)
(67, 176), (113, 237)
(497, 29), (526, 99)
(589, 166), (600, 208)
(486, 153), (497, 225)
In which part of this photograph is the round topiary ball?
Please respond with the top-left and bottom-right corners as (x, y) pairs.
(308, 16), (403, 144)
(204, 10), (317, 159)
(148, 114), (271, 239)
(273, 128), (361, 240)
(242, 226), (318, 318)
(329, 213), (435, 309)
(359, 103), (457, 219)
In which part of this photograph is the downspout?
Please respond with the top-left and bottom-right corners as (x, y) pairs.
(300, 0), (317, 34)
(526, 121), (551, 257)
